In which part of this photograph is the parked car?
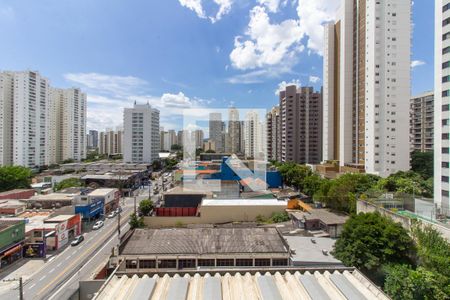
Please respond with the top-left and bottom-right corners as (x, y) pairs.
(93, 220), (104, 230)
(107, 211), (116, 218)
(71, 235), (84, 246)
(115, 207), (122, 214)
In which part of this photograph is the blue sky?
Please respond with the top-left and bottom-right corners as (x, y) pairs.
(0, 0), (434, 131)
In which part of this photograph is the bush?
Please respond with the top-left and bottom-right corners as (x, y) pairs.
(54, 178), (83, 191)
(0, 166), (32, 192)
(333, 212), (413, 271)
(138, 199), (154, 216)
(129, 213), (145, 229)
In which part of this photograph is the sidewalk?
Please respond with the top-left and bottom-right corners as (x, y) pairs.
(0, 258), (45, 291)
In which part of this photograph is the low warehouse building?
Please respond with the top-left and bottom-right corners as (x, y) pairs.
(144, 199), (287, 227)
(291, 209), (349, 238)
(118, 227), (290, 272)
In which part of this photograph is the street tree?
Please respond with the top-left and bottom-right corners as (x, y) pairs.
(0, 166), (32, 192)
(333, 212), (413, 271)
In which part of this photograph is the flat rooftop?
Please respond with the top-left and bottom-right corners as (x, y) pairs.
(95, 270), (390, 300)
(201, 199), (287, 206)
(30, 193), (74, 201)
(292, 209), (349, 225)
(0, 189), (34, 196)
(121, 228), (288, 255)
(88, 188), (117, 196)
(44, 214), (74, 222)
(285, 236), (343, 266)
(0, 220), (23, 231)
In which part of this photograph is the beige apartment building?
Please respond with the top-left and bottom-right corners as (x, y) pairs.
(323, 0), (411, 177)
(279, 85), (322, 164)
(410, 92), (434, 153)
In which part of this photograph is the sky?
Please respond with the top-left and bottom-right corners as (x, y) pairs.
(0, 0), (434, 131)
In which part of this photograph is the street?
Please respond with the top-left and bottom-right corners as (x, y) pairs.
(0, 191), (149, 300)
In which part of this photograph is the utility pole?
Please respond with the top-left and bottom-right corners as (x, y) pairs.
(134, 195), (137, 215)
(19, 277), (23, 300)
(4, 277), (24, 299)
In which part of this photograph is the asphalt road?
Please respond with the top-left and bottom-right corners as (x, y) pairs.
(0, 192), (147, 300)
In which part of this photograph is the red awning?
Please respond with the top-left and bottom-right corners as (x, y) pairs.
(4, 244), (22, 256)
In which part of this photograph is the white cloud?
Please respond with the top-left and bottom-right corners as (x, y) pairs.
(178, 0), (233, 23)
(309, 75), (320, 83)
(227, 64), (292, 84)
(64, 73), (209, 131)
(179, 0), (205, 19)
(64, 73), (148, 97)
(411, 60), (426, 69)
(296, 0), (340, 55)
(257, 0), (281, 13)
(229, 6), (304, 70)
(210, 0), (233, 23)
(0, 5), (15, 21)
(275, 79), (301, 95)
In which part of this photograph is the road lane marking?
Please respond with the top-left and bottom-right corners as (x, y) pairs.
(28, 284), (36, 290)
(38, 212), (132, 298)
(57, 263), (62, 267)
(50, 268), (55, 273)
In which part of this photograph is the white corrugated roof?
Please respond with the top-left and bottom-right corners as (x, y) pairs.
(94, 270), (389, 300)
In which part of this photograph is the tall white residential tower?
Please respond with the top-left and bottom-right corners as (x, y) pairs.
(123, 103), (160, 163)
(0, 71), (50, 167)
(49, 88), (87, 163)
(322, 0), (411, 177)
(435, 0), (450, 214)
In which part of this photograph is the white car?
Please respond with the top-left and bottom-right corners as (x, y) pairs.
(107, 211), (116, 218)
(93, 220), (104, 230)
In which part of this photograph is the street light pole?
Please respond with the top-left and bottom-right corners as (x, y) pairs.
(19, 277), (23, 300)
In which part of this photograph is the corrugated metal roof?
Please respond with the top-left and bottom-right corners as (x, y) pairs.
(95, 270), (390, 300)
(121, 228), (288, 255)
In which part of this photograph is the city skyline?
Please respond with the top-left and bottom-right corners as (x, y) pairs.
(0, 1), (433, 132)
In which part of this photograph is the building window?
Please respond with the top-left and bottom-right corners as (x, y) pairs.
(159, 260), (176, 268)
(443, 61), (450, 69)
(216, 259), (234, 267)
(236, 259), (253, 267)
(443, 148), (450, 154)
(442, 190), (449, 197)
(254, 259), (271, 267)
(197, 259), (215, 267)
(126, 260), (138, 269)
(442, 162), (450, 168)
(443, 46), (450, 54)
(444, 3), (450, 12)
(444, 17), (450, 27)
(442, 176), (449, 183)
(443, 133), (449, 140)
(139, 260), (156, 269)
(272, 259), (288, 266)
(178, 259), (196, 269)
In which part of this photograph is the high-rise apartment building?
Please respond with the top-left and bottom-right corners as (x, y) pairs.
(410, 92), (434, 153)
(49, 88), (87, 162)
(88, 130), (99, 149)
(243, 111), (265, 160)
(0, 71), (50, 167)
(98, 128), (123, 156)
(279, 85), (322, 164)
(177, 130), (184, 146)
(209, 113), (224, 153)
(266, 106), (280, 161)
(168, 130), (177, 149)
(123, 103), (160, 163)
(194, 129), (204, 149)
(435, 0), (450, 213)
(228, 107), (242, 154)
(323, 0), (411, 177)
(0, 71), (87, 167)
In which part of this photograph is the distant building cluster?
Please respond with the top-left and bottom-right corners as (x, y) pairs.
(0, 71), (86, 167)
